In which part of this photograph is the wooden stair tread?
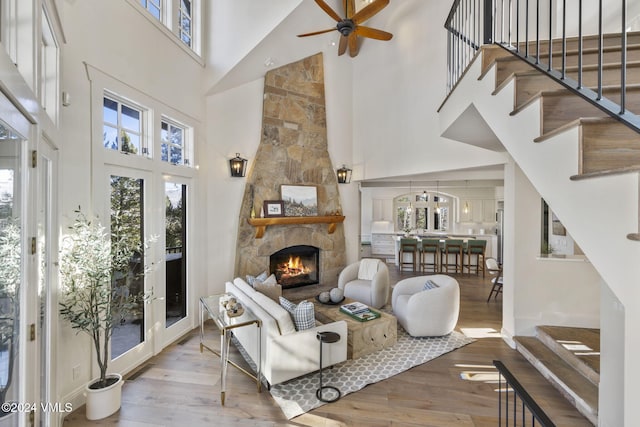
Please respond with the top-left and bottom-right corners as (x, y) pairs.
(536, 326), (600, 384)
(514, 336), (599, 424)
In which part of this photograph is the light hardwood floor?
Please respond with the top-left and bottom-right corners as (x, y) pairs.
(63, 265), (592, 426)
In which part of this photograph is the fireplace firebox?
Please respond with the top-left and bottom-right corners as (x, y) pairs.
(270, 245), (319, 288)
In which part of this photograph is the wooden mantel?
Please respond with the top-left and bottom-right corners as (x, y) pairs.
(247, 215), (345, 238)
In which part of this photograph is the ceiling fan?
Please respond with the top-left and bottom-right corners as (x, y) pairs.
(297, 0), (393, 57)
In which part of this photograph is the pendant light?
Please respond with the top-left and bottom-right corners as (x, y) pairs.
(435, 181), (441, 214)
(463, 180), (469, 214)
(406, 181), (413, 215)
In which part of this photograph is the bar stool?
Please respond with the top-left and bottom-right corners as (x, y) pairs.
(399, 238), (419, 273)
(464, 239), (487, 277)
(419, 239), (439, 273)
(440, 239), (464, 273)
(316, 331), (341, 403)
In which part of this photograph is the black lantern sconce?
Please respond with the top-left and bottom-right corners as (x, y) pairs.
(229, 153), (247, 177)
(336, 165), (352, 184)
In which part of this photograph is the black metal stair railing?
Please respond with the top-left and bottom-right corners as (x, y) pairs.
(494, 360), (556, 427)
(445, 0), (640, 134)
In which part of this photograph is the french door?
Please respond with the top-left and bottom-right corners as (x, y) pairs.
(105, 168), (193, 372)
(106, 167), (154, 375)
(0, 94), (30, 427)
(35, 141), (58, 427)
(160, 178), (191, 348)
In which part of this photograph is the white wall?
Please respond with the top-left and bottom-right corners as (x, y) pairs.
(351, 0), (506, 181)
(502, 159), (601, 339)
(59, 0), (206, 406)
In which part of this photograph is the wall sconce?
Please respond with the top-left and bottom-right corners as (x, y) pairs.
(229, 153), (247, 177)
(336, 165), (352, 184)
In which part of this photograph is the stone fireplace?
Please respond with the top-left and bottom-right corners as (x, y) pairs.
(269, 245), (319, 288)
(234, 53), (346, 286)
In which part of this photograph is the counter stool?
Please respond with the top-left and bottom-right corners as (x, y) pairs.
(440, 239), (464, 273)
(399, 238), (419, 273)
(464, 239), (487, 277)
(419, 239), (440, 273)
(316, 331), (341, 403)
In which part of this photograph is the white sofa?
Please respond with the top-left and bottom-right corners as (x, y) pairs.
(391, 274), (460, 337)
(224, 278), (348, 387)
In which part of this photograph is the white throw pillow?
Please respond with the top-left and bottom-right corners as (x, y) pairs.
(279, 296), (315, 331)
(357, 258), (380, 280)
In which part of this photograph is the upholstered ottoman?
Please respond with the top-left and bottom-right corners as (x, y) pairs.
(391, 274), (460, 337)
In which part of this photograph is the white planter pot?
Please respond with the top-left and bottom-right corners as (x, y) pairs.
(85, 373), (123, 420)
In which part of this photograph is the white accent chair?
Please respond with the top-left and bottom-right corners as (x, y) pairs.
(338, 258), (390, 309)
(391, 274), (460, 337)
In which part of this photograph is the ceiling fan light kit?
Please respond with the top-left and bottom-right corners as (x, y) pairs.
(298, 0), (393, 57)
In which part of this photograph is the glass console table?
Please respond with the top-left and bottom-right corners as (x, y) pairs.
(199, 294), (262, 405)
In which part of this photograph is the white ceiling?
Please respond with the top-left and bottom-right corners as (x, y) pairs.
(207, 0), (506, 187)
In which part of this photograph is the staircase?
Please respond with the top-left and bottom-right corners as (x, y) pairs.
(515, 326), (600, 425)
(439, 13), (640, 425)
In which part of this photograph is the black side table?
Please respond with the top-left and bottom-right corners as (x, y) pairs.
(316, 331), (341, 403)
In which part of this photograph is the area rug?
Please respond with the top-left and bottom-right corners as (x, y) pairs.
(269, 328), (474, 419)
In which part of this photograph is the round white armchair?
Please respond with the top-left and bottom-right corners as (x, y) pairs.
(391, 274), (460, 337)
(338, 258), (390, 309)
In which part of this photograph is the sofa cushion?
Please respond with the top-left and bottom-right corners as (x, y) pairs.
(250, 291), (295, 335)
(234, 277), (258, 297)
(279, 297), (316, 331)
(254, 282), (282, 302)
(246, 271), (268, 286)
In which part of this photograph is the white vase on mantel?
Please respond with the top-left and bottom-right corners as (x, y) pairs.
(260, 206), (264, 218)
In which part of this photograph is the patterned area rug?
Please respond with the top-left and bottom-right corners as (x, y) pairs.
(269, 328), (474, 419)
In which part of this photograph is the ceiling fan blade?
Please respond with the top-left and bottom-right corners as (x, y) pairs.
(314, 0), (343, 22)
(352, 0), (390, 24)
(338, 34), (348, 56)
(354, 26), (393, 40)
(345, 0), (355, 19)
(348, 32), (360, 57)
(297, 28), (337, 37)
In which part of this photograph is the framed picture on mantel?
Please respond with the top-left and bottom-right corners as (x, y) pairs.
(281, 185), (318, 217)
(263, 200), (285, 217)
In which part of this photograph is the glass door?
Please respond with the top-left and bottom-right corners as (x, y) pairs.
(107, 168), (154, 373)
(160, 178), (191, 347)
(36, 142), (57, 427)
(0, 116), (26, 427)
(164, 181), (186, 329)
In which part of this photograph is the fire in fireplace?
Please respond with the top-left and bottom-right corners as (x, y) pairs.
(270, 245), (319, 288)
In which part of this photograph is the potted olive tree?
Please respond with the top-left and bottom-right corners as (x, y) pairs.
(59, 209), (148, 420)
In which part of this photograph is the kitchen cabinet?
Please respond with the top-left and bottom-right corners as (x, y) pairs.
(372, 198), (394, 222)
(371, 233), (396, 255)
(459, 199), (495, 223)
(482, 199), (496, 222)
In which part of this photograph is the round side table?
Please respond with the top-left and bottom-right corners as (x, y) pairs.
(316, 331), (341, 403)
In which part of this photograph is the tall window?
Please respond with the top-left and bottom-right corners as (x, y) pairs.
(40, 9), (59, 123)
(132, 0), (200, 55)
(139, 0), (161, 20)
(161, 119), (187, 165)
(178, 0), (192, 47)
(395, 192), (449, 232)
(103, 96), (147, 156)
